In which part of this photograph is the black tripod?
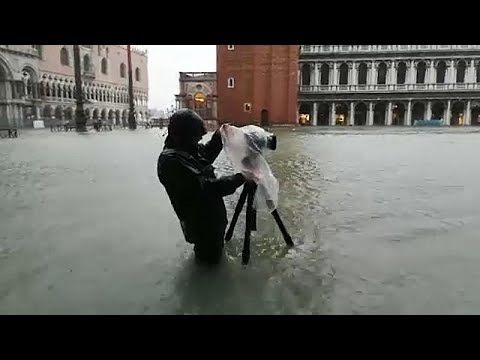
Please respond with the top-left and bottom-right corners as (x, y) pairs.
(225, 181), (294, 264)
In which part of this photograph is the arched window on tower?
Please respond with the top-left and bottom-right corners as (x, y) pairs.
(83, 55), (91, 72)
(60, 47), (69, 66)
(101, 58), (108, 74)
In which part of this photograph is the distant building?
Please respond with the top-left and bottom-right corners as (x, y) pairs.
(216, 45), (298, 126)
(149, 108), (166, 119)
(0, 45), (149, 128)
(175, 72), (217, 121)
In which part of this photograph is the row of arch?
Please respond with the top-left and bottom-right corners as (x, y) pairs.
(36, 81), (147, 105)
(0, 60), (147, 104)
(301, 60), (480, 86)
(298, 101), (480, 126)
(25, 73), (148, 105)
(59, 46), (142, 81)
(41, 105), (147, 125)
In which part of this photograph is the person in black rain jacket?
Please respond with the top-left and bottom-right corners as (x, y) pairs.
(157, 109), (246, 265)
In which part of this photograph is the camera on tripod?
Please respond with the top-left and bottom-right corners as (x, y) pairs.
(219, 124), (293, 265)
(244, 128), (277, 153)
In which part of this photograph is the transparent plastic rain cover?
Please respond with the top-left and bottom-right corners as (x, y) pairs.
(219, 124), (279, 212)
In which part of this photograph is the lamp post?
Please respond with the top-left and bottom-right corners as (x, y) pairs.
(73, 45), (87, 132)
(127, 45), (136, 130)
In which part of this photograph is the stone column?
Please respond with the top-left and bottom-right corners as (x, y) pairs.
(474, 61), (478, 84)
(350, 102), (355, 126)
(332, 63), (338, 85)
(11, 81), (17, 99)
(390, 61), (396, 84)
(12, 105), (19, 126)
(466, 100), (471, 125)
(17, 82), (24, 99)
(371, 62), (378, 85)
(408, 60), (415, 84)
(312, 102), (318, 126)
(425, 62), (430, 84)
(426, 101), (432, 120)
(329, 63), (334, 86)
(18, 105), (24, 127)
(330, 102), (336, 126)
(35, 106), (41, 120)
(446, 61), (452, 84)
(449, 61), (456, 84)
(348, 63), (353, 85)
(368, 102), (374, 126)
(352, 62), (358, 86)
(406, 100), (412, 126)
(310, 63), (315, 86)
(387, 102), (393, 125)
(314, 64), (320, 86)
(469, 60), (475, 83)
(33, 83), (39, 99)
(0, 83), (5, 101)
(429, 61), (435, 84)
(445, 100), (451, 125)
(367, 61), (373, 87)
(5, 105), (12, 127)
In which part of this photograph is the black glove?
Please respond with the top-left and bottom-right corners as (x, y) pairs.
(210, 128), (222, 147)
(233, 173), (246, 186)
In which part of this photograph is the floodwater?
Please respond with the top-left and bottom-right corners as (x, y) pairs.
(1, 126), (480, 314)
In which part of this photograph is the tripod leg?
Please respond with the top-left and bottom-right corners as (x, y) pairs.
(242, 187), (256, 265)
(251, 209), (257, 231)
(248, 183), (258, 232)
(271, 209), (294, 247)
(225, 186), (248, 242)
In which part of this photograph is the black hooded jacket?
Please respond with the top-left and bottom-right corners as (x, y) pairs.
(157, 131), (245, 244)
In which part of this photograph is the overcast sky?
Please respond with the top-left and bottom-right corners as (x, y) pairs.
(144, 45), (216, 111)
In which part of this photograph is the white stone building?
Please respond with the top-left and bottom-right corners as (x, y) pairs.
(0, 45), (149, 128)
(298, 45), (480, 126)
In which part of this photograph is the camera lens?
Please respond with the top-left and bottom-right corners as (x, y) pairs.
(268, 134), (277, 151)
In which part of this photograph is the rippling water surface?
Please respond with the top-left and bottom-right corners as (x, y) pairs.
(1, 127), (480, 314)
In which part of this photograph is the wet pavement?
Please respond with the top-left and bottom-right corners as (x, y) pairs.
(1, 126), (480, 314)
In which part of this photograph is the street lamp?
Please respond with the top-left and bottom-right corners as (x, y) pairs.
(73, 45), (87, 132)
(127, 45), (137, 130)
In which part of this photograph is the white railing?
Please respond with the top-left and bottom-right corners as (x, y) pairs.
(300, 45), (480, 54)
(299, 83), (480, 93)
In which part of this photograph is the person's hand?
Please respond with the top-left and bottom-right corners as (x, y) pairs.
(211, 128), (223, 146)
(241, 169), (260, 183)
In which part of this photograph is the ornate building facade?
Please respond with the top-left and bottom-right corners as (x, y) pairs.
(174, 72), (217, 121)
(0, 45), (149, 128)
(298, 45), (480, 126)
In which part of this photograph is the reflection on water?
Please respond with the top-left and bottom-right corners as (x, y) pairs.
(1, 127), (480, 314)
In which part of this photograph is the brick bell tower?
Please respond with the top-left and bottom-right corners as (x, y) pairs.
(216, 45), (298, 126)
